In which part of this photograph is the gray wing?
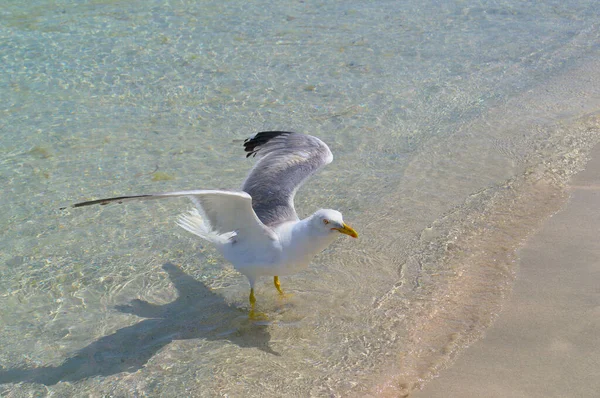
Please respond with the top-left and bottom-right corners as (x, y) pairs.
(241, 131), (333, 227)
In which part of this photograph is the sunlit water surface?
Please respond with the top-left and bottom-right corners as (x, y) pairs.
(1, 0), (600, 396)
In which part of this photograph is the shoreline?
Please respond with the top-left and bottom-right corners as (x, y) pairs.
(414, 144), (600, 397)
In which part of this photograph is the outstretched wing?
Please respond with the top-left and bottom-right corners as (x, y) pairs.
(70, 190), (275, 241)
(241, 131), (333, 227)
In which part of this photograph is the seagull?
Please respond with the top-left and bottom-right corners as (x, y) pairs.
(70, 131), (358, 319)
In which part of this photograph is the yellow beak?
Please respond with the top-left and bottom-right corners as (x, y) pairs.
(333, 223), (358, 238)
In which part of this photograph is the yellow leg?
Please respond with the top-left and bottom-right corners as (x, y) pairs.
(248, 288), (267, 320)
(274, 276), (293, 299)
(249, 287), (257, 310)
(274, 276), (284, 295)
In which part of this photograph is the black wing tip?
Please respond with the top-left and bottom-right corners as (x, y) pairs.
(72, 199), (110, 208)
(70, 194), (153, 208)
(243, 131), (294, 157)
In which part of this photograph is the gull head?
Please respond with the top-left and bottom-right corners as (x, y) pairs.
(311, 209), (358, 239)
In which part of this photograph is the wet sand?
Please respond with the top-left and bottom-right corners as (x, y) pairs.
(415, 145), (600, 397)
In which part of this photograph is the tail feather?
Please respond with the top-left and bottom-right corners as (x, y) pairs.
(177, 208), (236, 244)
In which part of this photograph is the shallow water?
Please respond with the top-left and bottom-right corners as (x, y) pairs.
(1, 0), (600, 396)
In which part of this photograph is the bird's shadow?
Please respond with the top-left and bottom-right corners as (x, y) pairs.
(0, 263), (278, 386)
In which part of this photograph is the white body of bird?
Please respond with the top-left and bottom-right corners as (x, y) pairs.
(179, 203), (345, 284)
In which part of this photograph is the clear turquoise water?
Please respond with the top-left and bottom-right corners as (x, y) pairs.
(1, 0), (600, 396)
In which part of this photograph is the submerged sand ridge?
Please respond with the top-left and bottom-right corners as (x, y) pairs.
(373, 116), (600, 395)
(365, 93), (600, 395)
(366, 53), (600, 396)
(416, 142), (600, 397)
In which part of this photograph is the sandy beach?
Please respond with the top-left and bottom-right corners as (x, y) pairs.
(415, 144), (600, 397)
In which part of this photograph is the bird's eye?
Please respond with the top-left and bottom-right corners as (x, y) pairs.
(323, 219), (329, 225)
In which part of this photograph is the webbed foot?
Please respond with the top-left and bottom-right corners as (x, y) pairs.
(249, 310), (269, 321)
(248, 287), (268, 320)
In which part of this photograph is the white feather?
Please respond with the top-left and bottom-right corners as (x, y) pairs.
(177, 208), (236, 245)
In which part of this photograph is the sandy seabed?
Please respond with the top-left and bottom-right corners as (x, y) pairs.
(416, 144), (600, 397)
